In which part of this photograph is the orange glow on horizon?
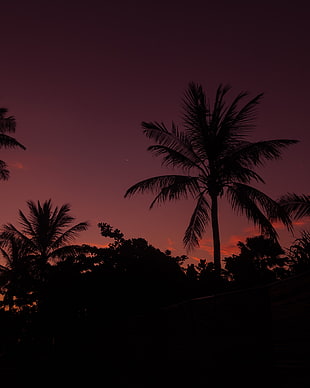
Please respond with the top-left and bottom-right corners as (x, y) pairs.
(80, 242), (110, 249)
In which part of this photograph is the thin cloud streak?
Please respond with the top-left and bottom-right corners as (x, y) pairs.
(9, 161), (25, 170)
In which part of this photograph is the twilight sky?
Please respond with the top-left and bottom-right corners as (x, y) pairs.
(0, 0), (309, 263)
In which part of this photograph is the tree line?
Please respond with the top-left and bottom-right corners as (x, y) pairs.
(0, 198), (309, 314)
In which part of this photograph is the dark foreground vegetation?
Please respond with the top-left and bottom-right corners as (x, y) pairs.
(1, 89), (309, 385)
(0, 201), (309, 386)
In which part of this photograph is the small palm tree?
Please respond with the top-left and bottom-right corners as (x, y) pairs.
(0, 199), (89, 269)
(125, 82), (298, 276)
(0, 107), (26, 180)
(0, 236), (34, 310)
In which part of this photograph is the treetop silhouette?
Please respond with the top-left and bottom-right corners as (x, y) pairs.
(125, 82), (299, 275)
(0, 199), (89, 309)
(0, 199), (89, 264)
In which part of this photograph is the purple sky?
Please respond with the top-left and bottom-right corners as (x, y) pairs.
(0, 0), (309, 263)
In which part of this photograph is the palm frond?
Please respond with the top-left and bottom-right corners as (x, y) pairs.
(48, 203), (76, 244)
(142, 121), (186, 152)
(219, 157), (265, 185)
(231, 139), (299, 168)
(182, 82), (209, 131)
(0, 224), (37, 252)
(0, 134), (26, 150)
(149, 178), (200, 208)
(219, 92), (263, 141)
(181, 82), (211, 160)
(278, 193), (310, 220)
(0, 235), (32, 267)
(0, 110), (16, 133)
(52, 203), (74, 229)
(49, 244), (85, 260)
(147, 144), (204, 172)
(142, 121), (170, 142)
(125, 174), (198, 196)
(125, 174), (200, 209)
(142, 121), (203, 167)
(50, 222), (89, 251)
(210, 84), (232, 130)
(0, 160), (10, 180)
(226, 183), (293, 240)
(18, 208), (37, 237)
(183, 193), (210, 251)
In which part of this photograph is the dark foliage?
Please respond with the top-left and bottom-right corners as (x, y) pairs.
(0, 215), (309, 384)
(0, 107), (26, 180)
(224, 235), (290, 287)
(287, 230), (310, 274)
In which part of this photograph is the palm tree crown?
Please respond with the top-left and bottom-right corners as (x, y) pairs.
(0, 107), (26, 180)
(0, 199), (89, 263)
(125, 82), (298, 275)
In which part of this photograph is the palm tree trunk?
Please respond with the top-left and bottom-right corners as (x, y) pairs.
(211, 194), (221, 277)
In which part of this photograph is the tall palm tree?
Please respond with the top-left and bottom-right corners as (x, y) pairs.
(0, 107), (26, 180)
(0, 199), (89, 270)
(125, 82), (298, 276)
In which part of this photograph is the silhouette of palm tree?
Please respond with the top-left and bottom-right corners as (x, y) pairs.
(125, 83), (298, 275)
(0, 199), (89, 272)
(278, 193), (310, 220)
(0, 108), (26, 180)
(0, 235), (34, 310)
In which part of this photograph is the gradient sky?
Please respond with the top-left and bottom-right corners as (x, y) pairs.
(0, 0), (309, 264)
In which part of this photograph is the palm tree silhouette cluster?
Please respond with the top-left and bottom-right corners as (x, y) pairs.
(0, 85), (309, 385)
